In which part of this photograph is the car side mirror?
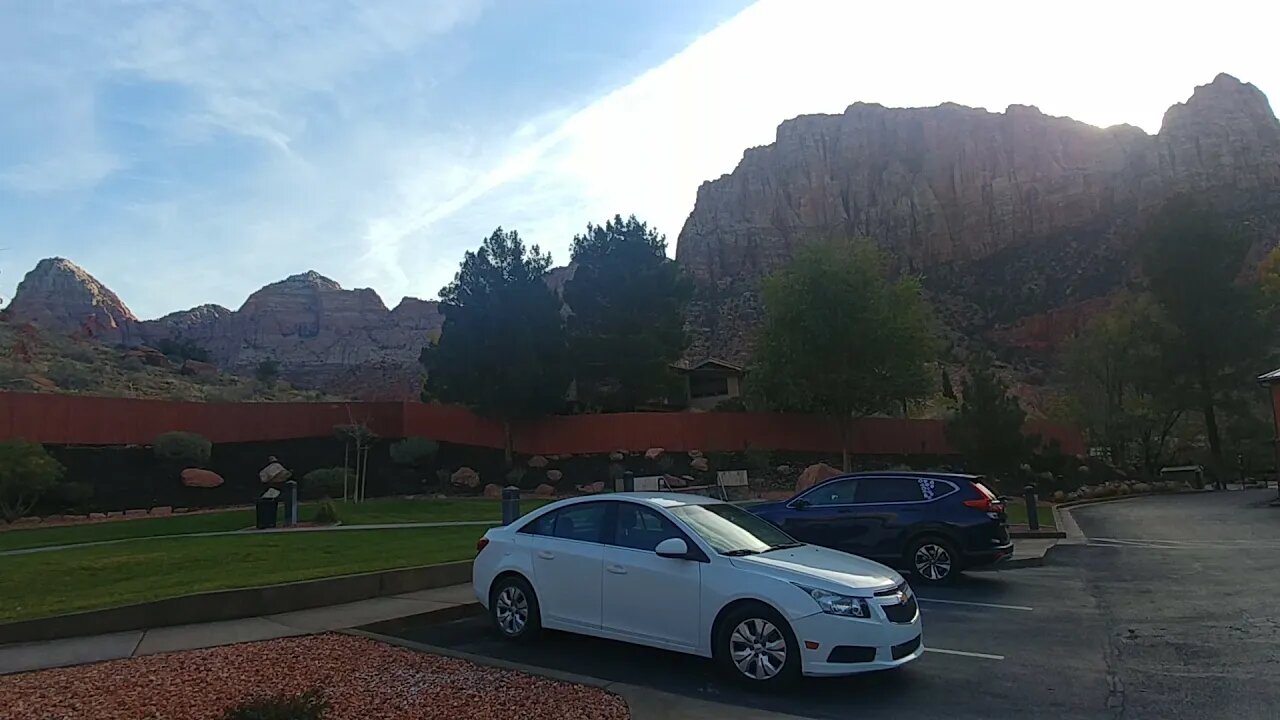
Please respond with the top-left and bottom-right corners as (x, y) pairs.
(655, 537), (690, 559)
(790, 498), (811, 510)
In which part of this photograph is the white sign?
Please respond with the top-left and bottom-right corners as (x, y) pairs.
(717, 470), (749, 488)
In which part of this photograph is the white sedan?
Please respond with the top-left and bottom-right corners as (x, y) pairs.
(473, 492), (924, 688)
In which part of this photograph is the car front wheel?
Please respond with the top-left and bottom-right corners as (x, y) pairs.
(908, 536), (960, 585)
(714, 604), (801, 689)
(489, 575), (541, 642)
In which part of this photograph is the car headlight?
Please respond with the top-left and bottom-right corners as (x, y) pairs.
(793, 583), (870, 618)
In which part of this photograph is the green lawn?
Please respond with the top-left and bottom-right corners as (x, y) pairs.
(1004, 502), (1056, 528)
(0, 497), (549, 552)
(0, 526), (483, 622)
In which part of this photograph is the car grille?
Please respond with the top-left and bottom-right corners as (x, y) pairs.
(882, 594), (918, 624)
(892, 634), (922, 660)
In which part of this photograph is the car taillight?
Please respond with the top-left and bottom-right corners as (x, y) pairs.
(476, 537), (490, 553)
(964, 482), (1004, 512)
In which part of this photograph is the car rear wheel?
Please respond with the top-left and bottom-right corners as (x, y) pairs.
(907, 536), (960, 585)
(490, 575), (541, 642)
(714, 603), (801, 690)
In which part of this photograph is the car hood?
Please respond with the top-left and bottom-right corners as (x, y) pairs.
(730, 544), (901, 595)
(740, 500), (786, 516)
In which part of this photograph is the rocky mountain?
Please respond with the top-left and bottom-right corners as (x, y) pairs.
(3, 262), (445, 399)
(676, 73), (1280, 366)
(3, 258), (141, 346)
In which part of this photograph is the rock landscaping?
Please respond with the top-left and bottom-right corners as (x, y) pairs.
(0, 633), (628, 720)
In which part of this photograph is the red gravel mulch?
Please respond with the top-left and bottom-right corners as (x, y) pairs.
(0, 634), (629, 720)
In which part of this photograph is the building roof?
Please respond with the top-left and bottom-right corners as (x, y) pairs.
(671, 358), (745, 373)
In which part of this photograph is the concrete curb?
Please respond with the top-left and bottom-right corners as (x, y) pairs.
(1009, 529), (1066, 539)
(0, 561), (473, 646)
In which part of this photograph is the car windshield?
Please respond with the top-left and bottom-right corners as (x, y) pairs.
(669, 503), (799, 556)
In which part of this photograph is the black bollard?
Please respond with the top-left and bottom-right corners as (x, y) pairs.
(1023, 484), (1039, 531)
(501, 486), (521, 525)
(623, 471), (635, 493)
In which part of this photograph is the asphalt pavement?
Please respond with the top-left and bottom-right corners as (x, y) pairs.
(366, 489), (1280, 719)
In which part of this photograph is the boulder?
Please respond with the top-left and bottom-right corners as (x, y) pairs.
(150, 506), (173, 516)
(609, 451), (625, 462)
(88, 512), (106, 520)
(482, 483), (502, 499)
(664, 474), (688, 489)
(451, 467), (481, 488)
(1052, 490), (1066, 502)
(181, 468), (224, 488)
(534, 484), (556, 498)
(644, 447), (664, 460)
(1133, 482), (1151, 494)
(106, 511), (123, 518)
(688, 450), (704, 459)
(776, 465), (792, 475)
(179, 359), (218, 377)
(546, 469), (563, 482)
(124, 509), (148, 517)
(796, 463), (842, 493)
(527, 455), (549, 469)
(690, 457), (710, 472)
(577, 481), (606, 494)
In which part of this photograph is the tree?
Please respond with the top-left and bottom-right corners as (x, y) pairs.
(255, 359), (281, 386)
(1141, 202), (1272, 470)
(156, 337), (211, 363)
(563, 215), (692, 411)
(947, 358), (1037, 476)
(421, 227), (571, 466)
(389, 437), (439, 467)
(751, 238), (938, 470)
(941, 366), (956, 401)
(1061, 296), (1185, 477)
(0, 440), (64, 523)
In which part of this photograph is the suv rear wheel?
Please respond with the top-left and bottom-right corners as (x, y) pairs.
(907, 535), (960, 585)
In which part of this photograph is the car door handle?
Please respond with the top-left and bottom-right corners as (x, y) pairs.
(606, 564), (627, 575)
(537, 550), (555, 560)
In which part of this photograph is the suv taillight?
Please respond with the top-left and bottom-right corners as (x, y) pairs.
(963, 481), (1004, 513)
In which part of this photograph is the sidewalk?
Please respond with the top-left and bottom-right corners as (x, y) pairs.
(0, 583), (478, 675)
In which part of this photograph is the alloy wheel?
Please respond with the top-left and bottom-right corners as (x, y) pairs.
(494, 585), (529, 636)
(729, 618), (788, 680)
(914, 543), (953, 581)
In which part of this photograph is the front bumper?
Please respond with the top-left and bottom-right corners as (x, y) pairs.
(790, 595), (925, 676)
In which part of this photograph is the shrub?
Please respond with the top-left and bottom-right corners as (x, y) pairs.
(221, 689), (329, 720)
(311, 498), (341, 525)
(48, 361), (93, 391)
(153, 431), (212, 468)
(63, 345), (96, 364)
(0, 440), (65, 522)
(119, 356), (146, 373)
(53, 481), (94, 509)
(389, 437), (439, 467)
(155, 337), (211, 363)
(301, 467), (348, 500)
(255, 359), (281, 385)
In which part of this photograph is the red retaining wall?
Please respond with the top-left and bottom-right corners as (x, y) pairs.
(0, 392), (1086, 456)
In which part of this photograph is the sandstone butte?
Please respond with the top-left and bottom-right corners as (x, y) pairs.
(4, 74), (1278, 399)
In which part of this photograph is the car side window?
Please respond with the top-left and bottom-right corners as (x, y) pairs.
(614, 503), (681, 552)
(854, 477), (926, 503)
(517, 510), (557, 536)
(803, 479), (858, 506)
(552, 502), (609, 543)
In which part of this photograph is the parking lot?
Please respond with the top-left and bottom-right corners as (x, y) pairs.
(365, 490), (1280, 720)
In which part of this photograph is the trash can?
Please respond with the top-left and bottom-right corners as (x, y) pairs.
(255, 494), (279, 529)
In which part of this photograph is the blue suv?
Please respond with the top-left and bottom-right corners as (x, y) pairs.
(747, 472), (1013, 585)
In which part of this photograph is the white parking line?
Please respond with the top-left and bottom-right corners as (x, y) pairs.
(917, 597), (1034, 612)
(925, 647), (1005, 661)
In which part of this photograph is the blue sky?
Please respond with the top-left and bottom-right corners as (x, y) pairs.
(2, 0), (1277, 318)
